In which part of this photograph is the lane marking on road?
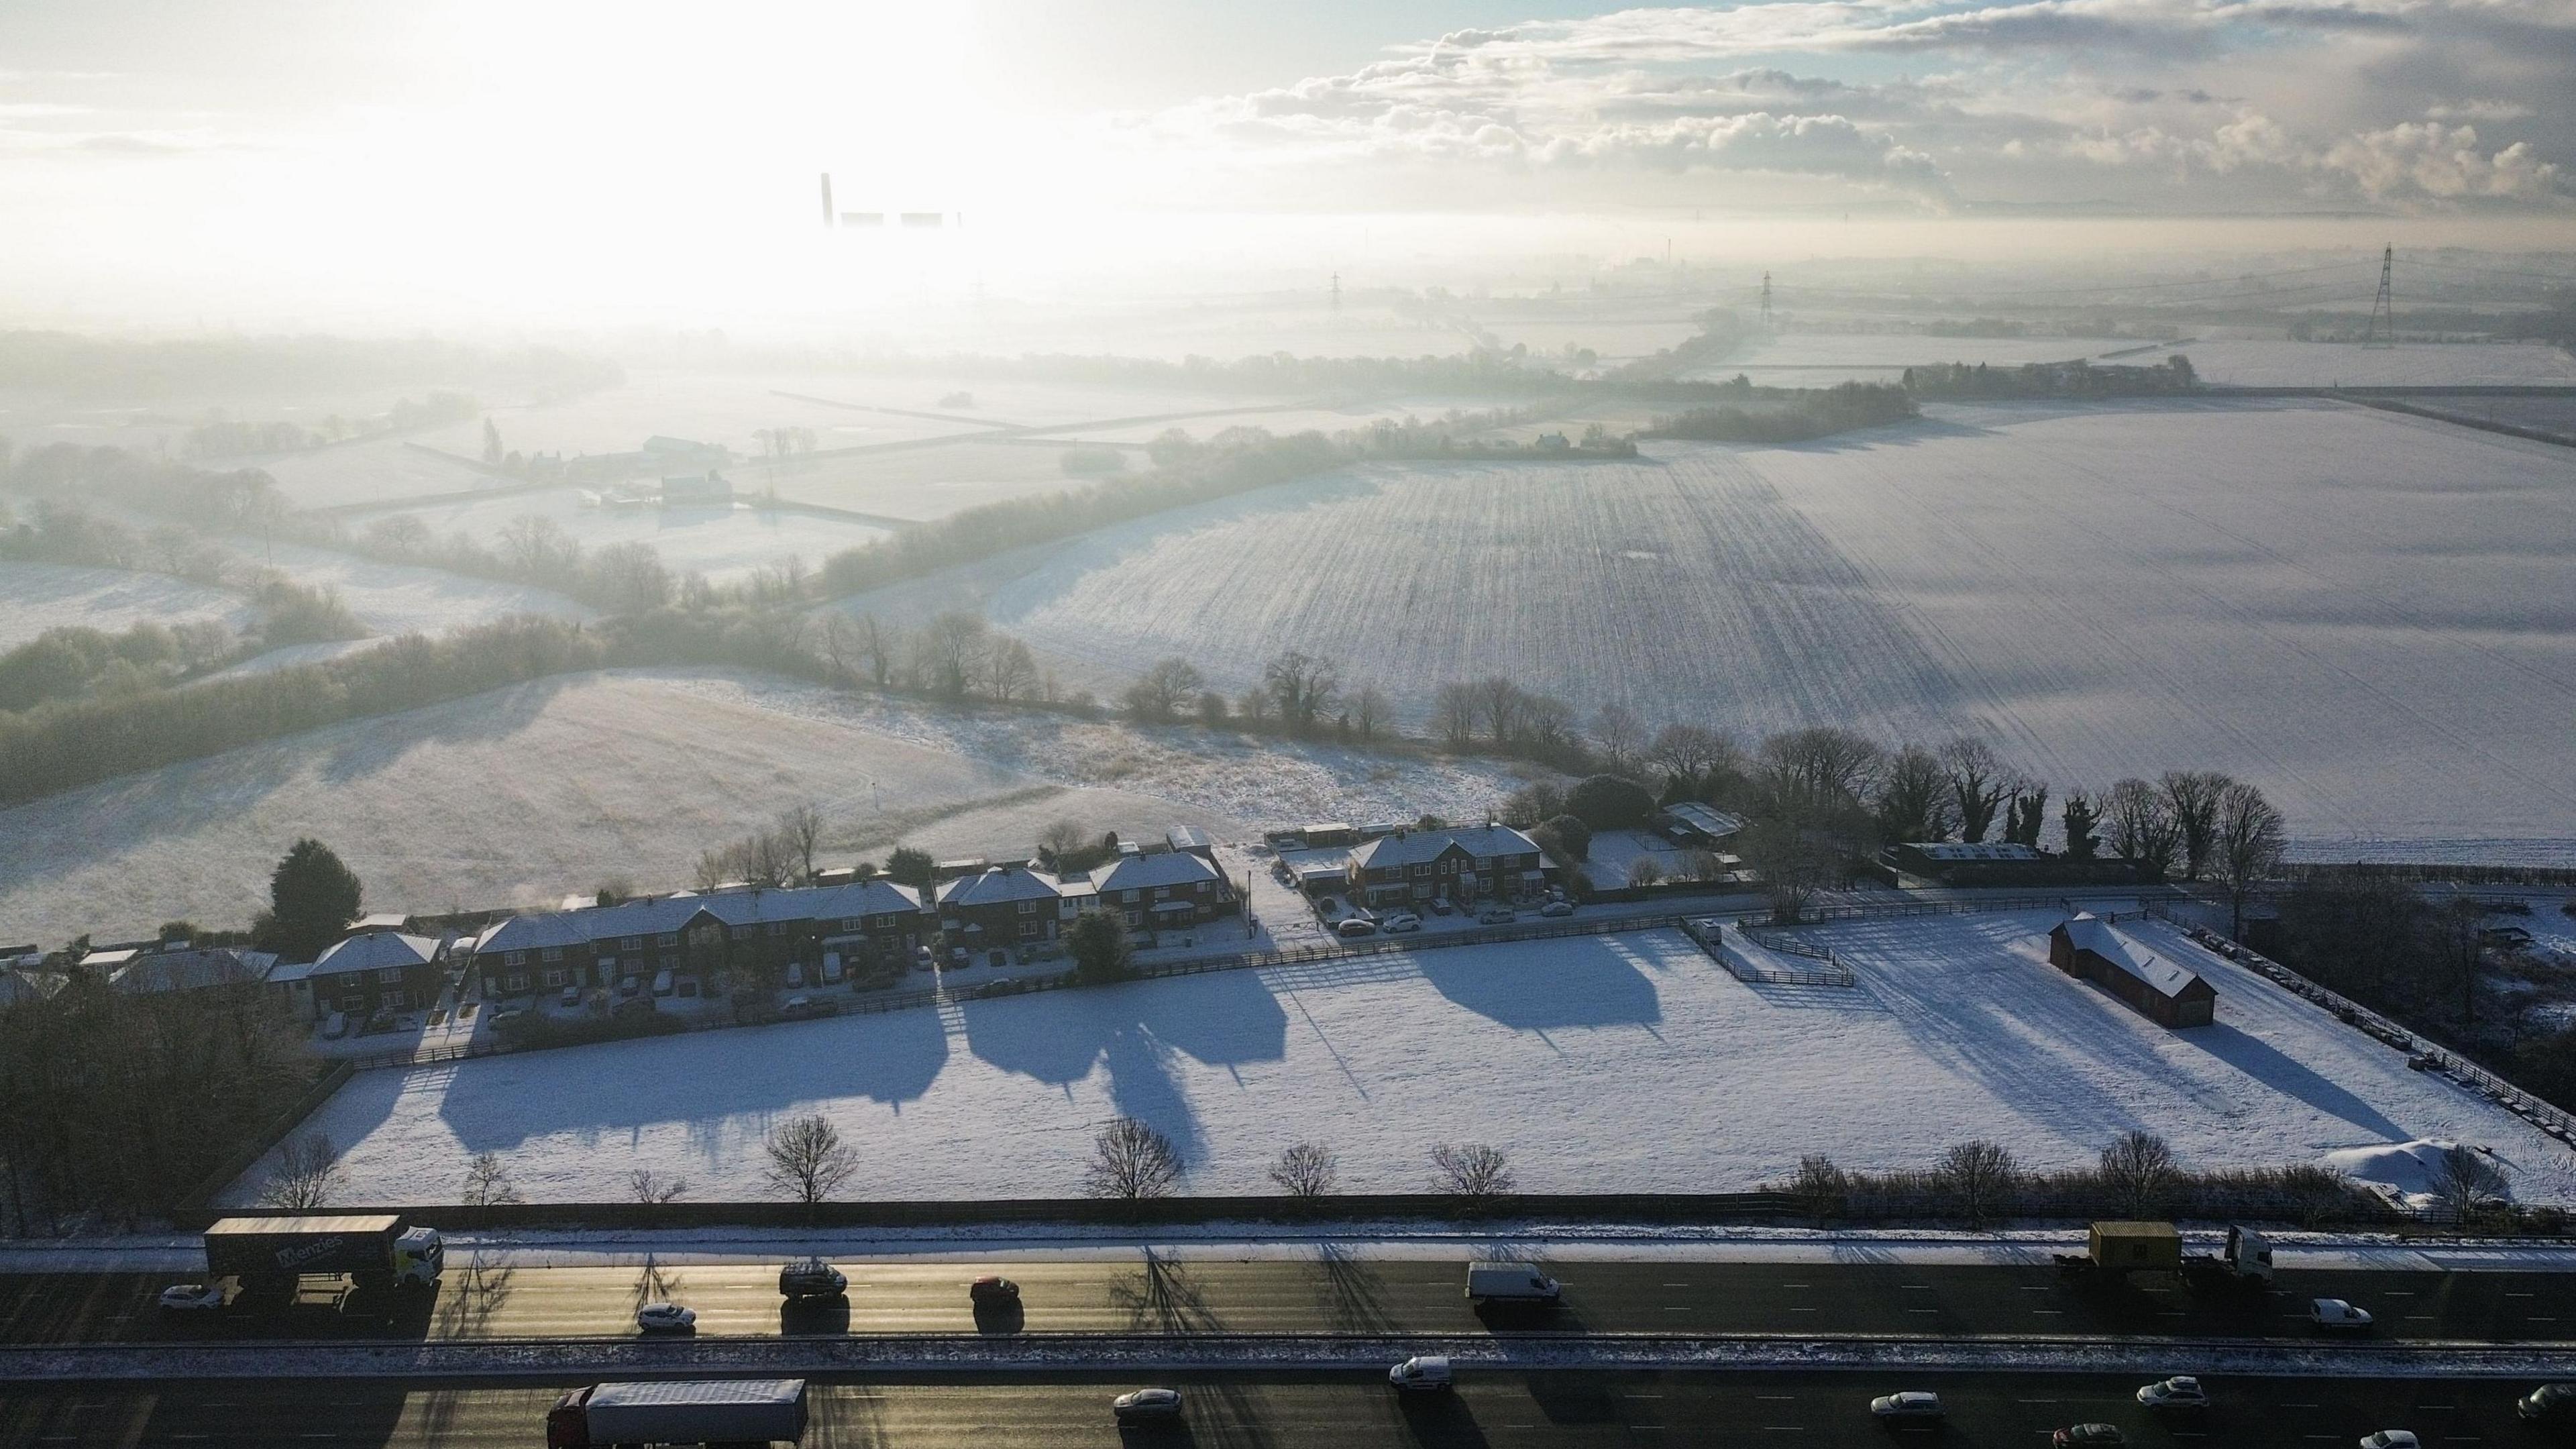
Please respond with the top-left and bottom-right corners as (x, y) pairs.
(1757, 1396), (1796, 1402)
(2279, 1403), (2320, 1409)
(2032, 1309), (2065, 1316)
(1780, 1283), (1810, 1289)
(1662, 1282), (1692, 1288)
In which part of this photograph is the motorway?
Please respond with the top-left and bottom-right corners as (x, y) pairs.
(2, 1257), (2571, 1346)
(0, 1369), (2558, 1448)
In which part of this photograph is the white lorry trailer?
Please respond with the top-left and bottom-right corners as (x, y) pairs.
(546, 1379), (808, 1448)
(1465, 1263), (1562, 1305)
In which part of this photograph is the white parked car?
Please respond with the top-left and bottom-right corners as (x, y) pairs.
(1476, 905), (1515, 924)
(560, 983), (580, 1007)
(2359, 1432), (2420, 1449)
(321, 1011), (347, 1040)
(635, 1301), (697, 1334)
(158, 1283), (225, 1313)
(2136, 1376), (2208, 1410)
(2310, 1297), (2374, 1332)
(1540, 900), (1574, 917)
(1381, 912), (1422, 934)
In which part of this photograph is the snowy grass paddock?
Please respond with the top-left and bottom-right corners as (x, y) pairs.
(239, 910), (2576, 1208)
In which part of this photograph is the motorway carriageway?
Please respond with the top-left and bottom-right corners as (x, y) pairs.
(0, 1369), (2556, 1448)
(1, 1258), (2570, 1346)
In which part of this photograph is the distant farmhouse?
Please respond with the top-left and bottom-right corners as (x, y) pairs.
(2049, 912), (2215, 1028)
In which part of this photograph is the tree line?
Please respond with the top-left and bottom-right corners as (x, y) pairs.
(1645, 380), (1919, 443)
(182, 391), (480, 461)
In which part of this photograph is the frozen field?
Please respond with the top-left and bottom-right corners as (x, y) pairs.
(241, 539), (596, 635)
(260, 438), (491, 510)
(761, 443), (1085, 522)
(346, 490), (891, 582)
(2135, 339), (2576, 388)
(0, 666), (1530, 945)
(0, 561), (252, 649)
(234, 910), (2576, 1205)
(840, 398), (2576, 854)
(1685, 331), (2138, 386)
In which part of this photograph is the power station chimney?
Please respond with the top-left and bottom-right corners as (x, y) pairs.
(819, 173), (835, 228)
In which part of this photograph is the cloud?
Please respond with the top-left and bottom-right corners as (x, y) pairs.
(2322, 122), (2563, 201)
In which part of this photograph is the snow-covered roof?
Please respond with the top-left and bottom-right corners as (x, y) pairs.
(1660, 802), (1748, 839)
(1913, 842), (2041, 861)
(1092, 851), (1222, 895)
(936, 865), (1063, 908)
(1165, 825), (1213, 853)
(2061, 913), (2205, 997)
(474, 912), (591, 955)
(76, 946), (143, 970)
(807, 879), (926, 921)
(0, 968), (67, 1008)
(108, 947), (278, 994)
(1349, 825), (1543, 871)
(311, 930), (441, 975)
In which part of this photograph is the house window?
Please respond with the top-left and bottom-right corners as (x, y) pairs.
(659, 954), (678, 971)
(341, 993), (366, 1012)
(540, 947), (563, 962)
(766, 921), (786, 936)
(1016, 899), (1036, 914)
(1474, 856), (1494, 869)
(1018, 920), (1040, 939)
(1152, 886), (1169, 900)
(624, 936), (642, 951)
(657, 932), (678, 947)
(542, 968), (566, 987)
(505, 950), (527, 967)
(843, 918), (862, 932)
(729, 925), (750, 941)
(503, 973), (529, 993)
(377, 967), (402, 983)
(1122, 889), (1141, 904)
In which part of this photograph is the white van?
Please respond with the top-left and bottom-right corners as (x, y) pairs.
(1466, 1263), (1561, 1303)
(651, 969), (674, 998)
(1388, 1356), (1453, 1392)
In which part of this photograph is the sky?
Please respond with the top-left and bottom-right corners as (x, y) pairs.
(0, 0), (2569, 329)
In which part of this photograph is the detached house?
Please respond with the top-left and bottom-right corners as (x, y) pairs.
(299, 930), (449, 1020)
(1089, 851), (1239, 931)
(1346, 824), (1546, 911)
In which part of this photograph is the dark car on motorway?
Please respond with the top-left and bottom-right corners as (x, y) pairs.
(2053, 1426), (2125, 1447)
(2522, 1383), (2576, 1426)
(1113, 1388), (1183, 1424)
(777, 1258), (846, 1299)
(970, 1274), (1021, 1305)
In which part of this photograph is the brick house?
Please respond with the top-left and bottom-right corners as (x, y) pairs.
(1087, 851), (1239, 932)
(466, 880), (934, 998)
(1345, 825), (1546, 911)
(2048, 913), (2216, 1028)
(935, 865), (1067, 947)
(301, 930), (449, 1020)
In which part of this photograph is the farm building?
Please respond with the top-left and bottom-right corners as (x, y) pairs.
(2048, 912), (2216, 1028)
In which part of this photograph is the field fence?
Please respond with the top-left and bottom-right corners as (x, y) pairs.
(1686, 918), (1855, 987)
(2143, 903), (2576, 1148)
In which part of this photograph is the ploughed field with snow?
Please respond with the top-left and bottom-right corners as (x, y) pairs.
(837, 398), (2576, 857)
(0, 667), (1534, 943)
(238, 910), (2576, 1205)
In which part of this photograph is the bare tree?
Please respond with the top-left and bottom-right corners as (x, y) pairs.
(743, 827), (796, 890)
(1758, 727), (1884, 812)
(1263, 649), (1341, 734)
(2160, 770), (2230, 880)
(1430, 682), (1479, 749)
(1430, 1143), (1515, 1205)
(1195, 690), (1230, 725)
(258, 1132), (341, 1210)
(1085, 1117), (1184, 1200)
(1515, 692), (1579, 759)
(627, 1169), (688, 1204)
(987, 637), (1038, 703)
(1646, 722), (1737, 790)
(918, 611), (989, 698)
(1786, 1154), (1849, 1220)
(692, 843), (741, 892)
(1350, 684), (1391, 741)
(463, 1150), (523, 1209)
(777, 803), (825, 884)
(2097, 1131), (2178, 1218)
(762, 1114), (858, 1205)
(1940, 738), (2012, 844)
(1934, 1140), (2019, 1227)
(1468, 676), (1524, 747)
(1038, 818), (1093, 862)
(2430, 897), (2487, 1027)
(1267, 1142), (1340, 1198)
(851, 614), (898, 688)
(2103, 778), (2182, 879)
(1626, 857), (1664, 888)
(2431, 1143), (2509, 1222)
(1591, 704), (1646, 773)
(2212, 780), (2286, 938)
(1123, 657), (1203, 722)
(1873, 744), (1956, 843)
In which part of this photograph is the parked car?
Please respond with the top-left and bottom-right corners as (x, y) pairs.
(777, 1258), (847, 1299)
(1476, 905), (1515, 924)
(1870, 1391), (1945, 1429)
(2136, 1377), (2208, 1411)
(1336, 916), (1379, 938)
(2359, 1433), (2420, 1449)
(2053, 1427), (2125, 1447)
(560, 984), (581, 1008)
(1540, 900), (1574, 917)
(2519, 1383), (2576, 1425)
(1112, 1388), (1184, 1424)
(989, 949), (1008, 967)
(780, 994), (834, 1021)
(488, 1007), (526, 1027)
(652, 969), (674, 998)
(158, 1283), (225, 1313)
(969, 1275), (1021, 1305)
(949, 946), (971, 967)
(612, 995), (656, 1020)
(1430, 898), (1453, 915)
(635, 1301), (697, 1334)
(1387, 1356), (1453, 1393)
(2311, 1297), (2374, 1332)
(321, 1011), (347, 1040)
(1382, 913), (1422, 934)
(618, 975), (641, 998)
(2481, 925), (2535, 948)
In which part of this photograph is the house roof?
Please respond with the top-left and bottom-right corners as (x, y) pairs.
(1911, 842), (2041, 861)
(107, 947), (278, 994)
(1092, 851), (1221, 895)
(1660, 802), (1748, 839)
(1165, 825), (1212, 853)
(937, 865), (1063, 908)
(1349, 825), (1542, 871)
(2061, 914), (2206, 999)
(474, 912), (592, 955)
(0, 968), (67, 1007)
(806, 879), (926, 920)
(310, 930), (441, 975)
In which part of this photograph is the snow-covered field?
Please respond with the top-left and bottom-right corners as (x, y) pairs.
(344, 490), (890, 582)
(833, 398), (2576, 855)
(1685, 331), (2139, 386)
(2138, 339), (2576, 388)
(764, 443), (1089, 521)
(0, 561), (252, 649)
(236, 910), (2576, 1206)
(0, 667), (1533, 945)
(241, 539), (595, 636)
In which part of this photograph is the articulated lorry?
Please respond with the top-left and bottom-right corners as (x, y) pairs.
(547, 1380), (808, 1448)
(2053, 1221), (2273, 1287)
(202, 1214), (443, 1295)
